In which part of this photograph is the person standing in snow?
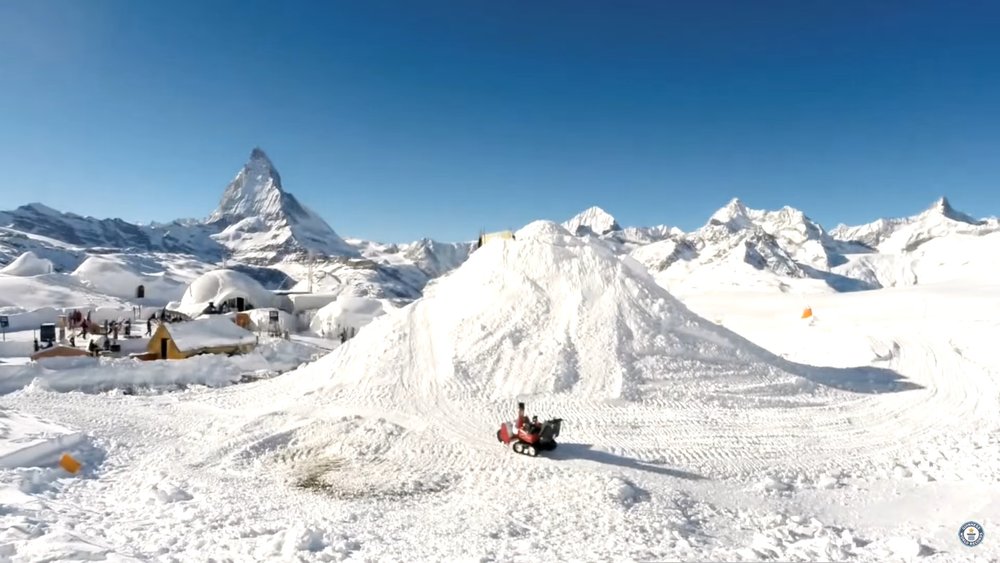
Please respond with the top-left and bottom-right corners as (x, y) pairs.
(146, 318), (152, 336)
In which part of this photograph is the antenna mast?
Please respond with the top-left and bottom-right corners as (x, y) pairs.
(308, 252), (314, 293)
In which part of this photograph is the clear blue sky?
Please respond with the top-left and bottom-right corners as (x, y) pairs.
(1, 1), (997, 242)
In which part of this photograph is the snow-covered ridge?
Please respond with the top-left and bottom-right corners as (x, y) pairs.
(830, 196), (999, 251)
(2, 146), (996, 299)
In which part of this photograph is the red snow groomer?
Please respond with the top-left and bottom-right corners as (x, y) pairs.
(496, 402), (562, 457)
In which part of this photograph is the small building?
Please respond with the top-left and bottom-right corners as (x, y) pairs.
(31, 345), (90, 362)
(147, 317), (257, 360)
(477, 230), (515, 249)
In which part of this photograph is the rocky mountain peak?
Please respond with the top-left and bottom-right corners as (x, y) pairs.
(562, 206), (622, 236)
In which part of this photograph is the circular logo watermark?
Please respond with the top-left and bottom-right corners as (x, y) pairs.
(959, 521), (984, 547)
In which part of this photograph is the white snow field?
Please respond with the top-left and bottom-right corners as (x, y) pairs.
(0, 226), (997, 561)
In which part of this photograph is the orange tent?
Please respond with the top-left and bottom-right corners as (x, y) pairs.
(801, 307), (813, 319)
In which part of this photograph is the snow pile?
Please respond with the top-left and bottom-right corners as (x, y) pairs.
(308, 296), (389, 337)
(162, 317), (257, 353)
(0, 251), (53, 276)
(0, 338), (318, 395)
(301, 225), (818, 403)
(172, 269), (289, 318)
(71, 255), (187, 304)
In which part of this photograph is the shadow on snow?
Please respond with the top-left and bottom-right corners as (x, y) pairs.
(782, 362), (925, 393)
(549, 443), (707, 481)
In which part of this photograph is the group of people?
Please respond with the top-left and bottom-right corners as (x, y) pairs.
(68, 310), (134, 340)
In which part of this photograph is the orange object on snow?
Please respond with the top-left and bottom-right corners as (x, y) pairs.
(59, 453), (82, 474)
(801, 307), (813, 319)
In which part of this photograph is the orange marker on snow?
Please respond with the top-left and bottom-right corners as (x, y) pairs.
(59, 453), (82, 474)
(801, 307), (813, 319)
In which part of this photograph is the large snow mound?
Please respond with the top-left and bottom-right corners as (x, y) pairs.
(302, 231), (822, 403)
(173, 269), (288, 317)
(71, 255), (187, 304)
(0, 276), (131, 315)
(309, 296), (389, 337)
(0, 252), (54, 277)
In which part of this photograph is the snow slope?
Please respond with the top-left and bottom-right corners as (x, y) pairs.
(834, 230), (1000, 288)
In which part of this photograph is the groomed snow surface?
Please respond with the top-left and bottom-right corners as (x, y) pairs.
(0, 226), (998, 561)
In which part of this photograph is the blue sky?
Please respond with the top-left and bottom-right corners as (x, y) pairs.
(1, 1), (997, 242)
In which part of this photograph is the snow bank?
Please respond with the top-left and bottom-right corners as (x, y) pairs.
(300, 228), (819, 403)
(0, 251), (53, 276)
(0, 275), (131, 312)
(0, 338), (319, 395)
(308, 296), (388, 337)
(173, 269), (290, 318)
(0, 409), (84, 469)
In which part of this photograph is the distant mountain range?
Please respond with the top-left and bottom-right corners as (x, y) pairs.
(1, 148), (996, 298)
(0, 149), (474, 299)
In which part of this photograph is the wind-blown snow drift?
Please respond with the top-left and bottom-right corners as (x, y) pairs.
(301, 221), (818, 403)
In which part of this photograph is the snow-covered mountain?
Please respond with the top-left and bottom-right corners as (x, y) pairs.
(826, 197), (1000, 287)
(2, 143), (995, 303)
(616, 196), (995, 292)
(0, 203), (222, 261)
(207, 148), (358, 263)
(0, 148), (477, 300)
(830, 197), (999, 252)
(562, 206), (622, 236)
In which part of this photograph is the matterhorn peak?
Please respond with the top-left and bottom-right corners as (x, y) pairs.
(249, 146), (271, 163)
(562, 206), (622, 236)
(205, 148), (358, 260)
(921, 196), (981, 225)
(208, 148), (294, 225)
